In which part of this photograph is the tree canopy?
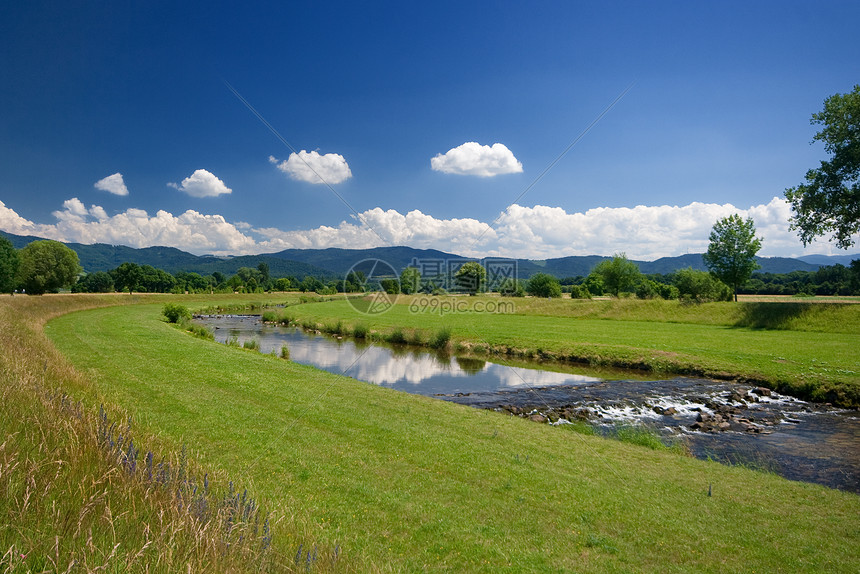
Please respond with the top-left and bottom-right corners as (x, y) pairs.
(454, 262), (486, 295)
(399, 267), (421, 295)
(0, 236), (19, 294)
(16, 240), (81, 295)
(784, 85), (860, 249)
(703, 214), (762, 301)
(113, 262), (143, 294)
(526, 273), (562, 298)
(589, 254), (641, 296)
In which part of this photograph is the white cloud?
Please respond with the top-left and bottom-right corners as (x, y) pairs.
(1, 197), (858, 260)
(253, 197), (858, 260)
(45, 198), (255, 255)
(94, 173), (129, 196)
(269, 151), (352, 185)
(0, 200), (57, 238)
(431, 142), (523, 177)
(168, 169), (232, 198)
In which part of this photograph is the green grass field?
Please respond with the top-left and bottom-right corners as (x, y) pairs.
(32, 295), (860, 572)
(278, 295), (860, 406)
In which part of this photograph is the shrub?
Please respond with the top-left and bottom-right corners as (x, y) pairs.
(243, 338), (260, 351)
(353, 324), (369, 339)
(280, 345), (290, 360)
(635, 280), (659, 299)
(407, 330), (425, 345)
(163, 303), (191, 323)
(673, 268), (732, 302)
(429, 327), (452, 349)
(569, 284), (592, 299)
(526, 273), (562, 298)
(657, 283), (680, 300)
(499, 278), (525, 297)
(386, 328), (407, 345)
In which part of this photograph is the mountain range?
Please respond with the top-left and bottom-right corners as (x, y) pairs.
(2, 230), (857, 280)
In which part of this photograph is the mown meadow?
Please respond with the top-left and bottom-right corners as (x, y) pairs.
(3, 292), (852, 572)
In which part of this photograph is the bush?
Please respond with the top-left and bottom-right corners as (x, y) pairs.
(162, 303), (191, 323)
(569, 285), (592, 299)
(673, 268), (732, 302)
(499, 278), (525, 297)
(635, 280), (659, 299)
(657, 283), (680, 300)
(353, 324), (369, 339)
(243, 338), (260, 351)
(386, 328), (407, 345)
(429, 327), (452, 349)
(280, 345), (290, 360)
(526, 273), (562, 298)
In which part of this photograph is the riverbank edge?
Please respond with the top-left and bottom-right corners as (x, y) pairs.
(238, 301), (860, 409)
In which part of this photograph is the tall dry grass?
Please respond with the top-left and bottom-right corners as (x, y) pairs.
(0, 294), (338, 573)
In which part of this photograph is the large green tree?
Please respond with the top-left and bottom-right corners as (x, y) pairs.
(703, 214), (762, 302)
(0, 236), (19, 294)
(589, 253), (641, 296)
(399, 267), (421, 295)
(16, 240), (81, 295)
(113, 262), (143, 294)
(454, 261), (486, 295)
(784, 85), (860, 249)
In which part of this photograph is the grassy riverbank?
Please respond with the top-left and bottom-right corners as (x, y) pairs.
(0, 293), (333, 573)
(33, 295), (860, 572)
(278, 295), (860, 407)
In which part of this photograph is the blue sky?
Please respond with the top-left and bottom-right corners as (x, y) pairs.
(1, 1), (858, 259)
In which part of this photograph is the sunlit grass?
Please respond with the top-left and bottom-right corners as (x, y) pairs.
(0, 293), (337, 573)
(43, 297), (860, 572)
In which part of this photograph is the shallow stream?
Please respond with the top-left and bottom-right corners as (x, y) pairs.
(196, 315), (859, 493)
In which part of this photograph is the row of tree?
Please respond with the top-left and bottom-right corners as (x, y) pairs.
(73, 261), (339, 295)
(0, 239), (81, 295)
(3, 221), (857, 298)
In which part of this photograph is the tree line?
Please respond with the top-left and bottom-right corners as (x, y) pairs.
(0, 239), (344, 295)
(2, 220), (857, 298)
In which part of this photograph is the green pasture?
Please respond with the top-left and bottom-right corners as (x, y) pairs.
(280, 295), (860, 406)
(44, 298), (860, 572)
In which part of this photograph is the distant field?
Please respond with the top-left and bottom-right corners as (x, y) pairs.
(280, 295), (860, 406)
(30, 294), (858, 572)
(736, 294), (860, 303)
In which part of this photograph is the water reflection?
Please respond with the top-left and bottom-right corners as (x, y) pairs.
(200, 315), (603, 395)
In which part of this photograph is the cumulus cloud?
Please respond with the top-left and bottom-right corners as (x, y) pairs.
(252, 208), (495, 253)
(94, 172), (129, 196)
(1, 197), (857, 259)
(0, 200), (57, 238)
(431, 142), (523, 177)
(168, 169), (232, 198)
(44, 198), (254, 255)
(269, 151), (352, 185)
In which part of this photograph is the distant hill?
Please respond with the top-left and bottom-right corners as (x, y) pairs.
(0, 231), (337, 279)
(2, 230), (853, 279)
(269, 246), (458, 275)
(798, 253), (859, 266)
